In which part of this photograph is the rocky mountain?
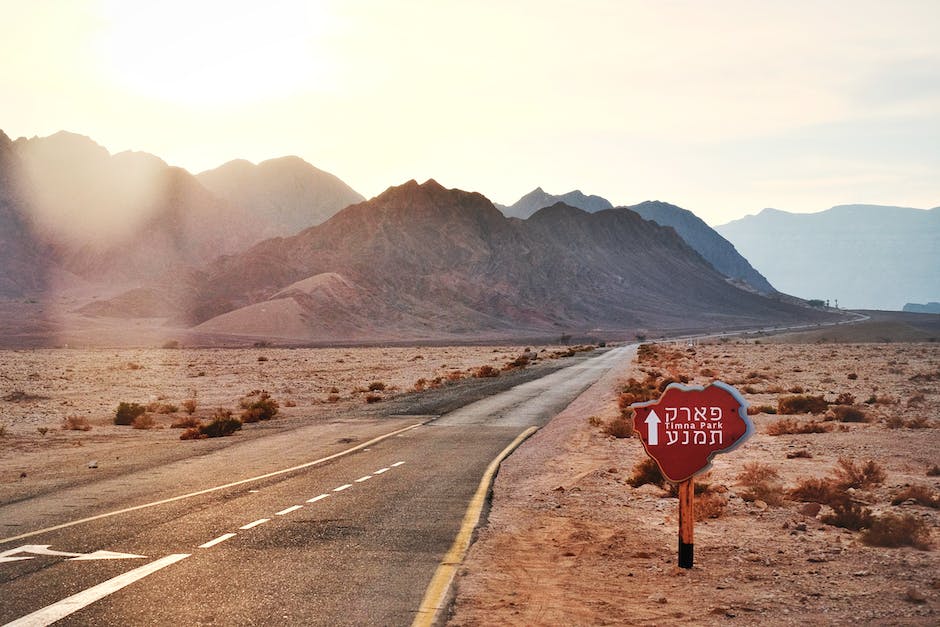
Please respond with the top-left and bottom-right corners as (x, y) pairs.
(500, 187), (613, 219)
(99, 180), (832, 342)
(628, 201), (776, 294)
(903, 302), (940, 314)
(0, 131), (49, 297)
(197, 156), (364, 237)
(716, 205), (940, 310)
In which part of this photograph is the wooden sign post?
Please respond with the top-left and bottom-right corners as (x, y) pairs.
(631, 381), (752, 569)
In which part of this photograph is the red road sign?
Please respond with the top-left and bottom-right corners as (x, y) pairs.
(631, 382), (752, 483)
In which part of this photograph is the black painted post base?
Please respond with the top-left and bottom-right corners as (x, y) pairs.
(678, 541), (694, 569)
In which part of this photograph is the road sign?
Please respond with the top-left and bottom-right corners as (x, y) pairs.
(631, 381), (752, 483)
(631, 381), (752, 569)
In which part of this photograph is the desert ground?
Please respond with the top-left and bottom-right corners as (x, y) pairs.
(448, 329), (940, 625)
(2, 320), (938, 626)
(0, 343), (591, 504)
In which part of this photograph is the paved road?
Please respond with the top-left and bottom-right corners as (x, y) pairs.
(0, 345), (635, 626)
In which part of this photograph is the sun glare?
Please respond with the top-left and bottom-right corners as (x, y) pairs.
(98, 0), (335, 108)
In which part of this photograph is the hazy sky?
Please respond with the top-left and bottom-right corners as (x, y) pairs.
(2, 0), (938, 224)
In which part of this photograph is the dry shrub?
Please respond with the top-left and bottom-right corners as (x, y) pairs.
(737, 462), (785, 506)
(588, 415), (604, 427)
(327, 394), (341, 403)
(131, 414), (156, 430)
(179, 427), (204, 440)
(789, 477), (838, 503)
(198, 408), (242, 438)
(368, 381), (386, 391)
(446, 371), (464, 381)
(788, 385), (805, 394)
(778, 394), (828, 415)
(170, 415), (202, 429)
(603, 417), (634, 439)
(821, 498), (874, 531)
(862, 513), (932, 549)
(365, 394), (381, 404)
(928, 465), (940, 477)
(847, 372), (858, 380)
(834, 457), (886, 489)
(114, 402), (146, 426)
(413, 378), (427, 391)
(61, 415), (91, 431)
(766, 418), (832, 435)
(283, 399), (296, 407)
(891, 485), (940, 508)
(474, 365), (499, 378)
(865, 394), (897, 406)
(628, 457), (665, 488)
(833, 392), (856, 405)
(904, 416), (931, 428)
(695, 492), (729, 520)
(329, 386), (340, 394)
(747, 404), (776, 415)
(786, 449), (813, 459)
(503, 354), (530, 370)
(239, 390), (279, 423)
(827, 405), (869, 423)
(182, 399), (197, 415)
(621, 376), (660, 404)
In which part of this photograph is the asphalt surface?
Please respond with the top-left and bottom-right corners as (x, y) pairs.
(0, 345), (634, 626)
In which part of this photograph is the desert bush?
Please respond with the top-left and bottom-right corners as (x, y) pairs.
(736, 462), (785, 506)
(788, 385), (805, 394)
(786, 449), (812, 459)
(170, 415), (202, 429)
(891, 485), (940, 508)
(328, 386), (340, 394)
(283, 399), (296, 407)
(588, 415), (604, 427)
(504, 354), (530, 369)
(747, 404), (777, 415)
(239, 390), (279, 423)
(766, 418), (832, 435)
(365, 394), (381, 404)
(37, 426), (49, 436)
(862, 513), (932, 549)
(474, 365), (499, 378)
(413, 378), (427, 391)
(821, 498), (873, 531)
(131, 414), (156, 430)
(834, 457), (886, 490)
(179, 426), (204, 441)
(628, 457), (665, 488)
(114, 402), (146, 426)
(603, 417), (634, 439)
(199, 409), (242, 438)
(368, 381), (386, 391)
(864, 394), (897, 405)
(699, 367), (716, 377)
(827, 405), (869, 423)
(834, 392), (856, 405)
(181, 398), (197, 415)
(847, 372), (858, 380)
(326, 394), (341, 403)
(61, 415), (92, 431)
(789, 477), (838, 503)
(446, 370), (464, 381)
(778, 394), (828, 415)
(695, 492), (729, 520)
(257, 356), (269, 362)
(928, 465), (940, 477)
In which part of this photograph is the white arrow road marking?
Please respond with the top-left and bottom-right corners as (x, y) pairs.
(645, 409), (661, 446)
(3, 553), (189, 627)
(0, 545), (144, 564)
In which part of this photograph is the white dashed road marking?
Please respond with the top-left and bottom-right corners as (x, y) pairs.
(333, 484), (352, 492)
(374, 468), (389, 474)
(239, 519), (269, 530)
(275, 505), (303, 516)
(391, 461), (406, 467)
(306, 494), (329, 503)
(198, 534), (236, 549)
(355, 476), (372, 483)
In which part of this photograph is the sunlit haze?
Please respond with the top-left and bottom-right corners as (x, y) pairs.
(2, 0), (938, 224)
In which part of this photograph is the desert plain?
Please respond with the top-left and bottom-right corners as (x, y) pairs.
(1, 318), (939, 626)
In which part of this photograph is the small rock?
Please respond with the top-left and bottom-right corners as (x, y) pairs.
(753, 499), (768, 511)
(799, 503), (822, 517)
(795, 522), (808, 532)
(905, 588), (927, 604)
(552, 485), (565, 492)
(19, 472), (27, 478)
(87, 460), (98, 469)
(807, 555), (828, 563)
(852, 571), (871, 577)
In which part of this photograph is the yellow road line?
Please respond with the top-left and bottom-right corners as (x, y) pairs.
(412, 425), (538, 627)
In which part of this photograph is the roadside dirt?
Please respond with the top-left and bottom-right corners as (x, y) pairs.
(0, 344), (593, 504)
(448, 340), (940, 626)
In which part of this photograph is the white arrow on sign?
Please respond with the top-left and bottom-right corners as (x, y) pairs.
(0, 544), (145, 564)
(645, 409), (661, 445)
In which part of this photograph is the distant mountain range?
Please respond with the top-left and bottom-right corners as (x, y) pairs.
(0, 129), (842, 345)
(498, 188), (613, 219)
(1, 130), (363, 288)
(498, 189), (775, 294)
(92, 179), (829, 342)
(716, 205), (940, 310)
